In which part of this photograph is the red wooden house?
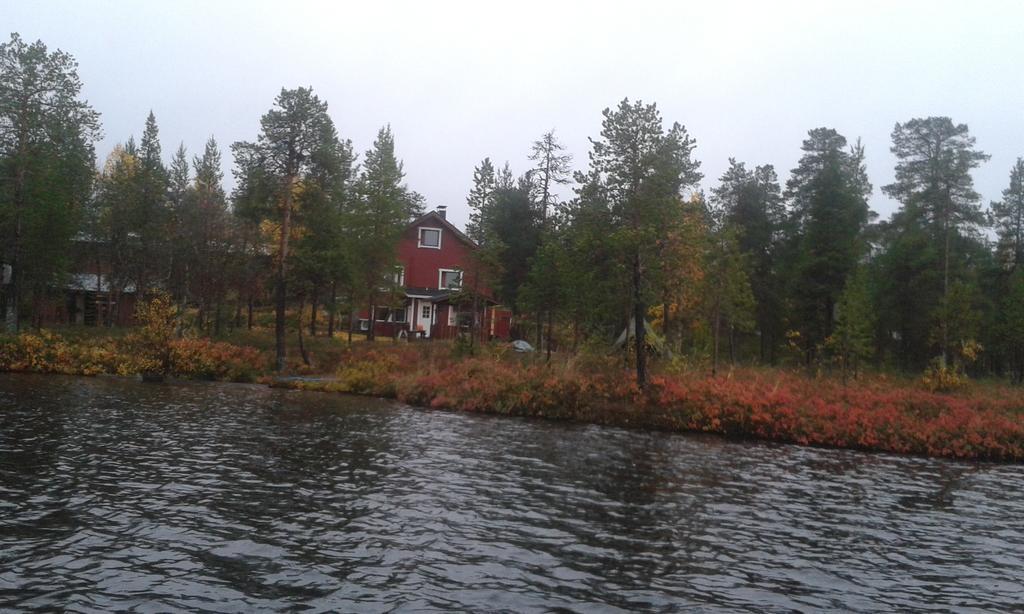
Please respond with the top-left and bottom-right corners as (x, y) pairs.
(359, 207), (512, 340)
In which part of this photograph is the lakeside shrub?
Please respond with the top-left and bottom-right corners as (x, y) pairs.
(278, 343), (1024, 461)
(4, 332), (1023, 461)
(169, 338), (264, 382)
(0, 330), (124, 375)
(0, 330), (265, 382)
(124, 292), (178, 375)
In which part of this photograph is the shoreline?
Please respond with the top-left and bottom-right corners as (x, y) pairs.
(1, 368), (1018, 465)
(2, 332), (1023, 462)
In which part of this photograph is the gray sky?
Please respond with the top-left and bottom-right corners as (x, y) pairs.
(4, 0), (1024, 230)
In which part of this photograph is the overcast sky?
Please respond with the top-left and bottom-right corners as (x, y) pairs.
(4, 0), (1024, 229)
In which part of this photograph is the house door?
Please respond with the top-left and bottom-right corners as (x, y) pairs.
(415, 300), (433, 338)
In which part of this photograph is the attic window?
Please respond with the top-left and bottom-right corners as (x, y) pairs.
(418, 227), (441, 249)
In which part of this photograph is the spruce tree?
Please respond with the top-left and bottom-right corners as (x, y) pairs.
(992, 158), (1024, 269)
(167, 143), (190, 302)
(711, 159), (785, 362)
(134, 111), (169, 292)
(784, 128), (872, 364)
(351, 126), (420, 341)
(465, 157), (496, 244)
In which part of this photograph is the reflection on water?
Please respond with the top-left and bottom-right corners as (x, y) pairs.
(1, 373), (1022, 611)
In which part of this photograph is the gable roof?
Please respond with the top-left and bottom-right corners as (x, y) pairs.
(408, 210), (477, 249)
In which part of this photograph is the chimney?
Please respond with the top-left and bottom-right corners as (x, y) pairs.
(436, 205), (447, 219)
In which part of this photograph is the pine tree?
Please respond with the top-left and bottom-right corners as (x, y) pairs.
(882, 117), (989, 366)
(0, 33), (100, 331)
(580, 99), (702, 386)
(231, 87), (336, 370)
(528, 130), (572, 225)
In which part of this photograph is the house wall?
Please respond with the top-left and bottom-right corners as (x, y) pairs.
(356, 212), (514, 341)
(398, 219), (484, 292)
(37, 290), (136, 327)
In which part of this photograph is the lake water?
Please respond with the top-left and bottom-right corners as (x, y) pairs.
(1, 373), (1022, 612)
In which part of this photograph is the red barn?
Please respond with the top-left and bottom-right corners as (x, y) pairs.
(359, 207), (512, 340)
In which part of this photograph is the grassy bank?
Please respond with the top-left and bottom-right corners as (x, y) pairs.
(268, 341), (1024, 462)
(2, 328), (1023, 461)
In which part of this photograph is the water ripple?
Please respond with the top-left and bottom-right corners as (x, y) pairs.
(1, 373), (1022, 612)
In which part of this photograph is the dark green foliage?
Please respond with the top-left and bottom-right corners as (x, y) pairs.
(783, 128), (872, 362)
(0, 33), (100, 331)
(996, 269), (1024, 382)
(5, 34), (1024, 387)
(231, 87), (339, 368)
(827, 267), (876, 381)
(348, 125), (420, 339)
(711, 159), (785, 362)
(575, 99), (702, 386)
(881, 117), (989, 366)
(991, 158), (1024, 268)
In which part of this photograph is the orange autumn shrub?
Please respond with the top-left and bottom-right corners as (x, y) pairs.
(168, 338), (265, 382)
(0, 330), (264, 382)
(0, 331), (123, 375)
(280, 344), (1024, 461)
(5, 332), (1023, 461)
(645, 371), (1024, 461)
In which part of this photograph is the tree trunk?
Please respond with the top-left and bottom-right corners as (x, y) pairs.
(348, 308), (355, 345)
(247, 295), (254, 330)
(214, 299), (223, 336)
(729, 324), (736, 364)
(941, 213), (951, 368)
(4, 220), (19, 333)
(712, 306), (721, 377)
(274, 176), (295, 371)
(5, 162), (25, 333)
(327, 281), (337, 337)
(545, 307), (553, 363)
(297, 294), (310, 367)
(471, 295), (478, 352)
(632, 252), (646, 388)
(367, 300), (376, 341)
(662, 300), (671, 351)
(196, 301), (206, 333)
(309, 288), (318, 337)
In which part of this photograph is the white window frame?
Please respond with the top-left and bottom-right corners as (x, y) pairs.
(421, 304), (432, 320)
(358, 319), (369, 331)
(448, 305), (458, 326)
(393, 266), (405, 287)
(394, 306), (408, 324)
(418, 227), (442, 249)
(375, 307), (391, 322)
(438, 268), (463, 290)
